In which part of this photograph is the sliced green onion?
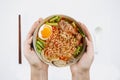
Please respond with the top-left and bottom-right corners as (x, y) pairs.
(49, 16), (61, 22)
(37, 38), (45, 46)
(46, 22), (58, 26)
(36, 38), (45, 54)
(38, 39), (45, 45)
(78, 28), (86, 37)
(36, 40), (44, 49)
(36, 43), (42, 54)
(36, 48), (42, 54)
(36, 43), (41, 49)
(50, 16), (59, 22)
(55, 16), (61, 22)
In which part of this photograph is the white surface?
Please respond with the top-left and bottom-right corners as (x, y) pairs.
(0, 0), (120, 80)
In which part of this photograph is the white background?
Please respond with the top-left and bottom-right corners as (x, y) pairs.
(0, 0), (120, 80)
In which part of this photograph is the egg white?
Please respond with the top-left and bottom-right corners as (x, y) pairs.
(38, 24), (52, 40)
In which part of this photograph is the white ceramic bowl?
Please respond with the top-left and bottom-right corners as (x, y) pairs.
(33, 15), (86, 67)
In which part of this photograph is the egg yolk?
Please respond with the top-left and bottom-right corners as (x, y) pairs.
(41, 26), (52, 38)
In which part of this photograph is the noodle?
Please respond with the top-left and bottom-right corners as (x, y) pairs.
(34, 15), (85, 66)
(43, 20), (81, 62)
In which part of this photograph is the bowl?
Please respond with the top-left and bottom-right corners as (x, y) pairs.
(33, 15), (86, 67)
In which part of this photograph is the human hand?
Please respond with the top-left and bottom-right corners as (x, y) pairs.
(24, 18), (48, 80)
(70, 22), (94, 80)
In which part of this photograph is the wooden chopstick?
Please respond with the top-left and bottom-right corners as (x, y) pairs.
(18, 14), (22, 64)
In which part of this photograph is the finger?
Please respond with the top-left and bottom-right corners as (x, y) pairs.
(85, 37), (94, 56)
(24, 36), (33, 50)
(24, 37), (35, 57)
(78, 22), (92, 42)
(27, 18), (43, 39)
(27, 36), (33, 45)
(38, 18), (43, 23)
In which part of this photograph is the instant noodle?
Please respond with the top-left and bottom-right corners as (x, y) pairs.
(33, 15), (86, 67)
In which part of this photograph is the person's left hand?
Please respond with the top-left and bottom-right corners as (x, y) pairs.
(24, 18), (48, 70)
(70, 22), (94, 80)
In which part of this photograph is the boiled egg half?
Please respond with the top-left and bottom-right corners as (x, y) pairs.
(38, 24), (52, 40)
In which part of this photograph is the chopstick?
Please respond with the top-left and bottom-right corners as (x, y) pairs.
(18, 14), (22, 64)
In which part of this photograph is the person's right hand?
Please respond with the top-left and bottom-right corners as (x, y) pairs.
(24, 18), (48, 70)
(70, 22), (94, 80)
(24, 18), (48, 80)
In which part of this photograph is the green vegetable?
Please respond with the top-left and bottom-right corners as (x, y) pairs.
(45, 16), (61, 26)
(36, 41), (44, 48)
(46, 22), (58, 26)
(36, 48), (42, 54)
(36, 43), (42, 50)
(36, 44), (42, 53)
(73, 46), (83, 57)
(35, 38), (45, 54)
(38, 39), (45, 45)
(55, 16), (61, 22)
(78, 28), (86, 37)
(36, 39), (45, 49)
(49, 16), (61, 22)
